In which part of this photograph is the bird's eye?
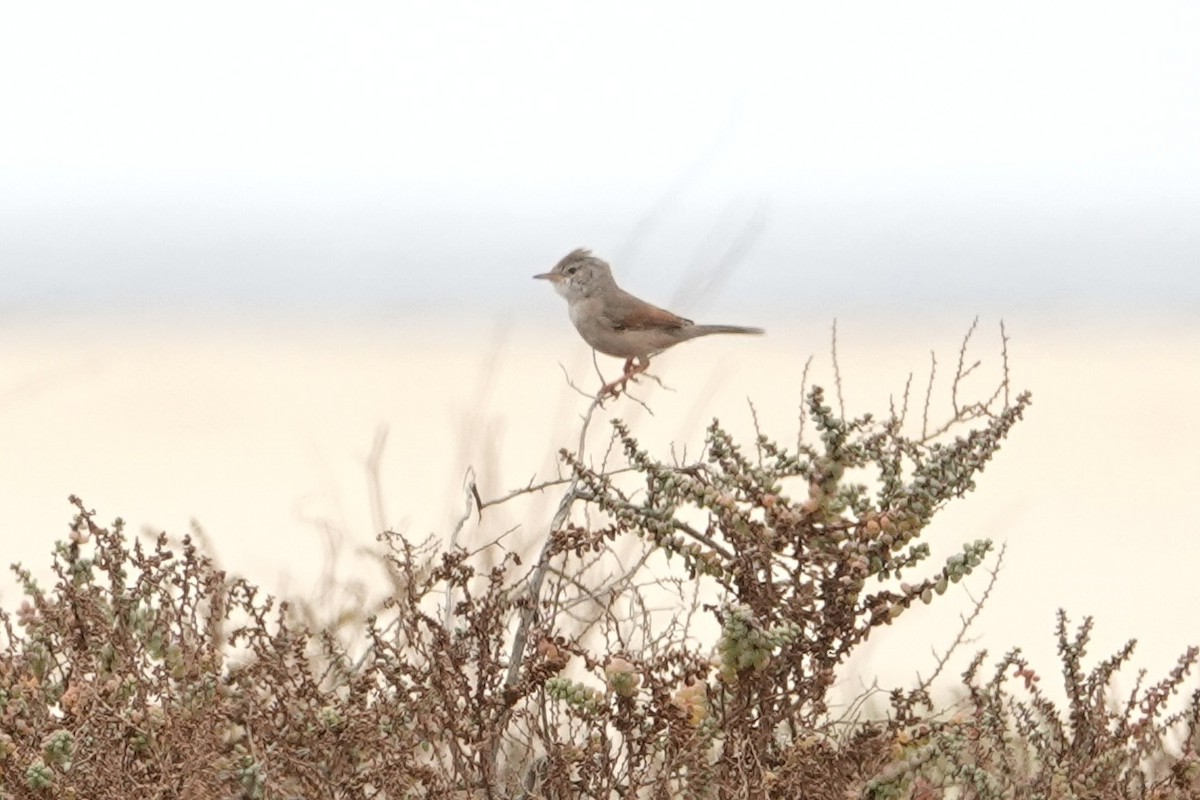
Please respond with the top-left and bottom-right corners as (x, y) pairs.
(566, 266), (577, 275)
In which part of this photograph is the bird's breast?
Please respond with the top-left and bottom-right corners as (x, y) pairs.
(566, 297), (595, 330)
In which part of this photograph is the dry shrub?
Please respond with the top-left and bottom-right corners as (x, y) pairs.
(2, 323), (1196, 799)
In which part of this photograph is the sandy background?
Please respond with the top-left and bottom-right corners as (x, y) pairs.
(3, 312), (1196, 705)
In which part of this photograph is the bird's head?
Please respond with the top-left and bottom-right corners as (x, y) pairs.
(534, 248), (616, 301)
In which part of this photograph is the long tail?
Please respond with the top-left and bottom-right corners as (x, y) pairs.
(685, 324), (765, 340)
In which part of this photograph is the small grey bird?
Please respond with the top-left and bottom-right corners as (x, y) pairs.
(534, 248), (764, 397)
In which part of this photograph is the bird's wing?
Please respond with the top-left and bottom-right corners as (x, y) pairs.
(603, 291), (693, 331)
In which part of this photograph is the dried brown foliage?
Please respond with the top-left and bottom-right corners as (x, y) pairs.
(2, 323), (1196, 799)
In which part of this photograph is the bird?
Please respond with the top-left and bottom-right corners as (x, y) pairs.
(534, 248), (764, 398)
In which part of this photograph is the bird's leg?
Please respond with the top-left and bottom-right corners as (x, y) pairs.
(599, 357), (650, 400)
(599, 358), (635, 399)
(626, 356), (650, 382)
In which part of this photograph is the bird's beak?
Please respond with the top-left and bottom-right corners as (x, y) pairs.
(533, 272), (561, 282)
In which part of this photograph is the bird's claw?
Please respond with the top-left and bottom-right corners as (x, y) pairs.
(596, 358), (648, 403)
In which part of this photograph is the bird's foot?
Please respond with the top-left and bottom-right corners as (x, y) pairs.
(597, 378), (626, 402)
(597, 358), (650, 402)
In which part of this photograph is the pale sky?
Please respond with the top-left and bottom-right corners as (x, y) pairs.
(2, 1), (1198, 317)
